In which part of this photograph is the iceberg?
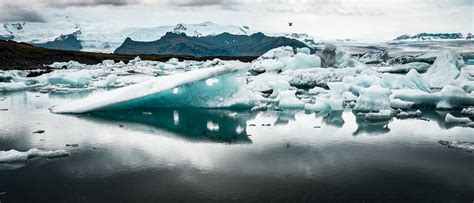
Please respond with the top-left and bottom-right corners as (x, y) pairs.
(396, 110), (422, 118)
(318, 44), (336, 68)
(461, 107), (474, 116)
(439, 140), (474, 152)
(276, 90), (305, 109)
(365, 110), (393, 121)
(47, 71), (93, 87)
(0, 82), (30, 92)
(445, 113), (472, 124)
(354, 85), (392, 112)
(51, 63), (254, 113)
(49, 60), (86, 69)
(392, 85), (474, 109)
(378, 62), (430, 73)
(380, 70), (431, 92)
(423, 50), (463, 88)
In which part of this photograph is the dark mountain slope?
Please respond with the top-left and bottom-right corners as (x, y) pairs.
(33, 33), (83, 51)
(114, 32), (309, 56)
(0, 40), (258, 70)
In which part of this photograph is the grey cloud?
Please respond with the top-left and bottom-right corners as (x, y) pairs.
(42, 0), (138, 8)
(0, 4), (45, 22)
(168, 0), (243, 9)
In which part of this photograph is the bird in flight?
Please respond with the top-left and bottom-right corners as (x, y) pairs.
(288, 22), (293, 26)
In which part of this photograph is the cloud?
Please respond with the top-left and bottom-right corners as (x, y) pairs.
(167, 0), (242, 9)
(0, 3), (45, 22)
(41, 0), (138, 8)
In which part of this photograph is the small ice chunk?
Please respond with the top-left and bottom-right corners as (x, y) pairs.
(268, 80), (290, 98)
(396, 110), (422, 118)
(285, 53), (321, 70)
(308, 86), (328, 95)
(128, 56), (142, 65)
(92, 74), (118, 88)
(0, 149), (69, 163)
(390, 98), (414, 109)
(378, 62), (430, 73)
(102, 59), (115, 66)
(365, 110), (393, 121)
(48, 71), (92, 87)
(0, 82), (30, 92)
(335, 51), (355, 68)
(207, 120), (219, 132)
(354, 86), (392, 112)
(439, 140), (474, 152)
(167, 58), (179, 65)
(260, 46), (295, 59)
(445, 113), (472, 124)
(49, 60), (86, 69)
(277, 90), (305, 109)
(461, 107), (474, 116)
(296, 47), (311, 55)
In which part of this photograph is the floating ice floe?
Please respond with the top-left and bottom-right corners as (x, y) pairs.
(0, 82), (30, 92)
(439, 140), (474, 152)
(444, 113), (472, 124)
(392, 85), (474, 109)
(0, 149), (69, 163)
(47, 70), (93, 87)
(365, 110), (393, 121)
(396, 109), (422, 118)
(378, 62), (430, 73)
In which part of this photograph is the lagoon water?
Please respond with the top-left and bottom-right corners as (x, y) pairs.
(0, 91), (473, 201)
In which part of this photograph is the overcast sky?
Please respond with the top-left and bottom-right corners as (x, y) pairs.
(0, 0), (472, 40)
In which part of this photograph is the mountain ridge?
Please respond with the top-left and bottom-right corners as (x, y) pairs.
(114, 32), (310, 57)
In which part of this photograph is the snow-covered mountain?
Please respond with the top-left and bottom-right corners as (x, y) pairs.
(272, 33), (318, 48)
(394, 33), (472, 41)
(0, 16), (80, 44)
(0, 15), (317, 53)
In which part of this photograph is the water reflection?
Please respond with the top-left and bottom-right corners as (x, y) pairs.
(322, 110), (345, 127)
(353, 114), (391, 135)
(84, 109), (255, 143)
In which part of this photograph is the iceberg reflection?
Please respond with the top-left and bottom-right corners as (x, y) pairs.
(84, 109), (254, 143)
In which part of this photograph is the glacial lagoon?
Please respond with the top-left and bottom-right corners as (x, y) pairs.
(0, 91), (473, 201)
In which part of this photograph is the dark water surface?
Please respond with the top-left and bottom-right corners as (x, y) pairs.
(0, 91), (473, 202)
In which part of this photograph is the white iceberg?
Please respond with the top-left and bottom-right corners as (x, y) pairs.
(365, 110), (393, 121)
(439, 140), (474, 152)
(49, 61), (86, 69)
(423, 50), (463, 88)
(354, 85), (392, 112)
(378, 62), (430, 73)
(276, 90), (304, 109)
(47, 71), (93, 87)
(445, 113), (472, 124)
(392, 85), (474, 109)
(461, 107), (474, 116)
(0, 82), (30, 92)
